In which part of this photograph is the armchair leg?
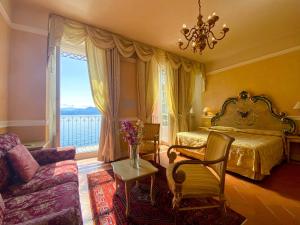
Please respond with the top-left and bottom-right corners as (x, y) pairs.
(172, 194), (181, 209)
(158, 148), (160, 164)
(220, 195), (227, 215)
(172, 195), (181, 225)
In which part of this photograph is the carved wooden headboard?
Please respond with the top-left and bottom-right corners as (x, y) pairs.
(211, 91), (296, 134)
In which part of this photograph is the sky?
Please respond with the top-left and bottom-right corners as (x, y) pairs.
(60, 56), (95, 108)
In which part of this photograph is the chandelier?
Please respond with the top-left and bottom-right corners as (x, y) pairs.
(178, 0), (229, 54)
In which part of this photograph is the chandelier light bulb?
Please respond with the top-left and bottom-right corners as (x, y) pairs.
(223, 24), (227, 28)
(212, 37), (215, 41)
(208, 15), (212, 20)
(192, 42), (196, 47)
(212, 12), (216, 16)
(182, 24), (187, 29)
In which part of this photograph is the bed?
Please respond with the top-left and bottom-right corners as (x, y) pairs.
(175, 91), (296, 180)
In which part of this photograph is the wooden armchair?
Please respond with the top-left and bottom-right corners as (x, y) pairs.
(166, 131), (234, 214)
(139, 123), (160, 163)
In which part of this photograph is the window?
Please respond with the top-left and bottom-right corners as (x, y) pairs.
(154, 65), (170, 144)
(60, 50), (100, 154)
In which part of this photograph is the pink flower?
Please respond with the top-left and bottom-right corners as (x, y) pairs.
(120, 120), (144, 145)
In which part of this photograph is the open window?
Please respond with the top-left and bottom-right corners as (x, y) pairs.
(59, 43), (100, 159)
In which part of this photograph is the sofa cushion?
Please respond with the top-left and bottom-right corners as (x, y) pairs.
(7, 145), (40, 183)
(0, 159), (10, 192)
(3, 182), (82, 225)
(0, 134), (21, 153)
(0, 134), (21, 191)
(0, 194), (4, 225)
(4, 160), (78, 198)
(30, 146), (76, 165)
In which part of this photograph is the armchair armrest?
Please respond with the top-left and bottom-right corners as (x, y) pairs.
(30, 146), (76, 165)
(167, 144), (207, 163)
(171, 157), (226, 184)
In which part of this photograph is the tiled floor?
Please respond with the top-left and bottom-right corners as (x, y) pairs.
(77, 152), (300, 225)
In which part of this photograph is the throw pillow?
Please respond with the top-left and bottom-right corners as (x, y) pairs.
(7, 145), (40, 182)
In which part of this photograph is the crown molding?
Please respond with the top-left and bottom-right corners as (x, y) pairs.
(0, 1), (47, 36)
(207, 45), (300, 75)
(0, 120), (47, 128)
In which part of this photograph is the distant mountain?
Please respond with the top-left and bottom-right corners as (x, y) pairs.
(60, 107), (100, 115)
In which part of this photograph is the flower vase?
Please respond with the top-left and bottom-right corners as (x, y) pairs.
(129, 144), (140, 168)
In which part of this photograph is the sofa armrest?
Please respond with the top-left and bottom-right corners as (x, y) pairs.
(30, 146), (76, 165)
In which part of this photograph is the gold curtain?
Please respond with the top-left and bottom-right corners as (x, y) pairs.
(178, 66), (196, 131)
(86, 40), (121, 161)
(136, 58), (159, 123)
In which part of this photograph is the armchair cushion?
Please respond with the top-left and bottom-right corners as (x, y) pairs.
(7, 145), (40, 183)
(4, 160), (78, 198)
(166, 163), (220, 197)
(30, 146), (76, 165)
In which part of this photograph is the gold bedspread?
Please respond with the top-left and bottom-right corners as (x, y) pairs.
(176, 128), (284, 180)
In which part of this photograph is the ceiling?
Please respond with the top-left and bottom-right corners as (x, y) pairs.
(12, 0), (300, 71)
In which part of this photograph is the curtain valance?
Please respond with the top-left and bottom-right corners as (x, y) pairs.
(48, 14), (205, 75)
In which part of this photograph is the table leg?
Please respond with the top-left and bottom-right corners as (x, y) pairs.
(287, 140), (290, 163)
(150, 174), (155, 206)
(114, 175), (120, 196)
(125, 181), (132, 217)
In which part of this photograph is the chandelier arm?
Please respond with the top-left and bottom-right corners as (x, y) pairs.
(179, 38), (192, 50)
(183, 27), (198, 40)
(206, 37), (214, 49)
(209, 30), (226, 41)
(206, 21), (216, 30)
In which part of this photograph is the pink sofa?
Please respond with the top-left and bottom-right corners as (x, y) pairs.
(0, 133), (83, 225)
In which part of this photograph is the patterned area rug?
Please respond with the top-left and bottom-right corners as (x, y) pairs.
(87, 162), (246, 225)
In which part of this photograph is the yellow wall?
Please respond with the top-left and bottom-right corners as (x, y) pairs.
(6, 29), (47, 142)
(205, 50), (300, 115)
(202, 50), (300, 130)
(0, 13), (10, 133)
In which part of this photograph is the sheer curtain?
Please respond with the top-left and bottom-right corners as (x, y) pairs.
(85, 40), (121, 161)
(136, 58), (159, 122)
(166, 63), (179, 144)
(47, 14), (205, 161)
(46, 16), (64, 147)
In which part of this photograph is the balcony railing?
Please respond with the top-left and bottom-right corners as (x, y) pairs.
(60, 115), (101, 153)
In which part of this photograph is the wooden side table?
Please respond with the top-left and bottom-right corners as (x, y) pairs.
(111, 159), (158, 217)
(286, 135), (300, 162)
